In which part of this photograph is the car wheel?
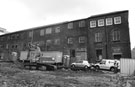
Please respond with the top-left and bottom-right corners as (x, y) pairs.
(71, 64), (75, 68)
(40, 66), (47, 71)
(95, 66), (100, 70)
(110, 67), (115, 72)
(84, 66), (88, 71)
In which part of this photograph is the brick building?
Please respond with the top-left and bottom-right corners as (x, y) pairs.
(87, 10), (131, 62)
(0, 10), (131, 63)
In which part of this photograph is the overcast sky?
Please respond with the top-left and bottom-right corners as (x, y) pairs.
(0, 0), (134, 49)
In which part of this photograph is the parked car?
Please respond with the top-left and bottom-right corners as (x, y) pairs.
(92, 59), (120, 72)
(70, 60), (91, 70)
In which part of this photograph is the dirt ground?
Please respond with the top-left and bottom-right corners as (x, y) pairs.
(0, 62), (135, 87)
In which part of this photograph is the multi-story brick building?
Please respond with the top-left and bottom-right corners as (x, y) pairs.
(87, 10), (131, 62)
(0, 10), (131, 63)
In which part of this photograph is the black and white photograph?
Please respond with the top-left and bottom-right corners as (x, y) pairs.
(0, 0), (135, 87)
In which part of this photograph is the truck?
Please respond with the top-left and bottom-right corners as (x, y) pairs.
(19, 51), (63, 71)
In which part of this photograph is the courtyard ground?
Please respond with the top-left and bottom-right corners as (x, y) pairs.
(0, 62), (135, 87)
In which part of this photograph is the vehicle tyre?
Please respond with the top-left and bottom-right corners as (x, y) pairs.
(95, 66), (100, 70)
(71, 64), (76, 70)
(84, 66), (88, 71)
(40, 66), (47, 71)
(31, 66), (37, 70)
(110, 67), (115, 72)
(71, 64), (75, 68)
(24, 65), (31, 70)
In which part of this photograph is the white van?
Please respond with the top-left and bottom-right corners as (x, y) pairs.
(93, 59), (120, 72)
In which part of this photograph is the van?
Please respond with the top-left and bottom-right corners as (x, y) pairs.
(93, 59), (120, 72)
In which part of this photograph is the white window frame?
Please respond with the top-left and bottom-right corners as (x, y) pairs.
(46, 28), (52, 34)
(40, 29), (45, 36)
(106, 18), (113, 26)
(98, 19), (104, 27)
(90, 21), (96, 28)
(68, 22), (73, 29)
(114, 16), (121, 24)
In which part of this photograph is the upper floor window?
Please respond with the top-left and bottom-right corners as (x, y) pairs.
(11, 35), (15, 39)
(55, 27), (60, 33)
(67, 22), (73, 29)
(0, 37), (4, 41)
(16, 34), (20, 39)
(95, 32), (103, 42)
(0, 45), (4, 49)
(6, 44), (8, 49)
(68, 37), (73, 44)
(29, 31), (33, 37)
(54, 39), (60, 45)
(46, 39), (52, 45)
(7, 36), (10, 40)
(114, 16), (121, 24)
(90, 20), (96, 28)
(106, 18), (113, 26)
(79, 20), (85, 27)
(98, 19), (104, 27)
(40, 29), (45, 36)
(112, 30), (120, 41)
(46, 28), (52, 34)
(79, 36), (86, 43)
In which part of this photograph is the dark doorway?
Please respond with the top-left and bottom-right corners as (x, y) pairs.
(70, 49), (76, 57)
(96, 49), (102, 60)
(113, 54), (121, 60)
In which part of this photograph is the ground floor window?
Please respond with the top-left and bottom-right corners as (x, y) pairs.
(113, 54), (121, 60)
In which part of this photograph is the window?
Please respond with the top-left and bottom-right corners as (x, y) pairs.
(46, 28), (52, 34)
(98, 19), (104, 27)
(46, 40), (52, 45)
(112, 30), (120, 41)
(7, 36), (10, 40)
(55, 27), (60, 33)
(11, 45), (14, 49)
(106, 18), (113, 26)
(29, 31), (33, 37)
(95, 32), (103, 42)
(68, 37), (73, 44)
(79, 20), (85, 27)
(0, 37), (4, 41)
(40, 29), (45, 36)
(67, 22), (73, 29)
(15, 44), (18, 48)
(90, 21), (96, 28)
(114, 16), (121, 24)
(79, 36), (86, 43)
(0, 45), (4, 49)
(6, 44), (8, 49)
(54, 39), (60, 45)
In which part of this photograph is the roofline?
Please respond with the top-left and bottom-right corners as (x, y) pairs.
(89, 10), (128, 18)
(0, 10), (128, 36)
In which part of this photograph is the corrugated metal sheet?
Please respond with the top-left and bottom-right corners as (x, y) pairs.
(120, 58), (135, 76)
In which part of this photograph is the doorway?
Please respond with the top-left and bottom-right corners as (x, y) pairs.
(113, 54), (121, 60)
(96, 49), (102, 60)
